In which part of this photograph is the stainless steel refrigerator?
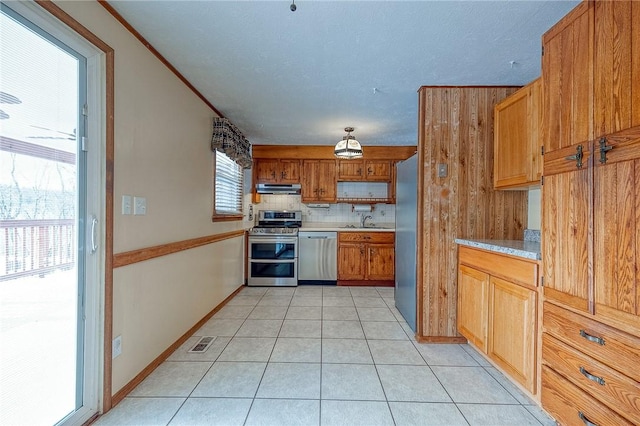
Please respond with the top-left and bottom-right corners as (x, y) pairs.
(395, 154), (417, 331)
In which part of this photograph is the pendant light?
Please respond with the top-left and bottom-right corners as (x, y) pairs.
(334, 127), (363, 159)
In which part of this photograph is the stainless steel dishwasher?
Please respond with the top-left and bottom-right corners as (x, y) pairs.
(298, 231), (337, 284)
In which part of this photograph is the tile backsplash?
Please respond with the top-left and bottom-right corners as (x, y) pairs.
(244, 193), (395, 227)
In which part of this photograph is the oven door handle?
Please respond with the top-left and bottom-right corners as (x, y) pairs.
(249, 259), (297, 263)
(249, 237), (298, 244)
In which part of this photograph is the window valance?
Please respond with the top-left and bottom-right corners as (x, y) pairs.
(211, 117), (252, 169)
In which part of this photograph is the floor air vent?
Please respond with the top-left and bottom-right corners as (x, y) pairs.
(188, 336), (216, 353)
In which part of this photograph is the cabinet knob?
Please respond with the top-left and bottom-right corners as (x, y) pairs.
(368, 167), (373, 175)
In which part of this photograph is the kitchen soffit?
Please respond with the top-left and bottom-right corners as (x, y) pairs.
(105, 1), (579, 147)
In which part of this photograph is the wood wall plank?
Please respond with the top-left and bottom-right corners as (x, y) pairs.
(417, 87), (527, 339)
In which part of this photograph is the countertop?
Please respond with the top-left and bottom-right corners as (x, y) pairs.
(300, 222), (395, 232)
(455, 238), (541, 261)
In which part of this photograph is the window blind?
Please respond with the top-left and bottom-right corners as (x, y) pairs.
(215, 151), (243, 215)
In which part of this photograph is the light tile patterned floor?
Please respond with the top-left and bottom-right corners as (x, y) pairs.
(95, 286), (555, 426)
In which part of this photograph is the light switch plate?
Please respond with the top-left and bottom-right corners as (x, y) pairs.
(437, 163), (448, 178)
(112, 335), (122, 358)
(133, 196), (146, 215)
(122, 195), (132, 215)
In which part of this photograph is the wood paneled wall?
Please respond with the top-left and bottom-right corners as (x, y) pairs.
(417, 87), (529, 340)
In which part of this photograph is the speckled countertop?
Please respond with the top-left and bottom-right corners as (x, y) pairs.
(455, 238), (541, 261)
(300, 222), (395, 232)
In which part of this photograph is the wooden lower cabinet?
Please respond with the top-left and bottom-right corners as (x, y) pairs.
(488, 276), (537, 393)
(457, 265), (489, 352)
(338, 232), (394, 284)
(457, 246), (539, 395)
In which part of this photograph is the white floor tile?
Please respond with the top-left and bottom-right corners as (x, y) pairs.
(457, 403), (540, 425)
(322, 338), (373, 364)
(353, 296), (387, 308)
(240, 287), (268, 296)
(431, 366), (518, 404)
(286, 306), (322, 320)
(388, 402), (467, 426)
(191, 362), (266, 397)
(265, 287), (296, 297)
(248, 306), (288, 320)
(294, 286), (323, 297)
(376, 365), (450, 402)
(322, 296), (355, 307)
(321, 400), (394, 426)
(213, 305), (253, 319)
(218, 337), (276, 362)
(246, 399), (319, 426)
(129, 361), (211, 397)
(169, 398), (252, 426)
(321, 363), (385, 400)
(322, 320), (365, 339)
(290, 296), (323, 307)
(270, 338), (321, 363)
(362, 321), (409, 340)
(196, 318), (244, 336)
(413, 343), (479, 366)
(257, 295), (292, 307)
(322, 306), (358, 321)
(94, 397), (184, 426)
(349, 287), (382, 298)
(524, 404), (557, 426)
(235, 319), (283, 337)
(356, 307), (397, 322)
(256, 362), (321, 399)
(485, 366), (535, 405)
(227, 295), (261, 306)
(279, 319), (322, 338)
(367, 340), (424, 365)
(322, 287), (351, 297)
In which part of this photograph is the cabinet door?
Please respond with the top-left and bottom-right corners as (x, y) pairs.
(594, 1), (640, 137)
(316, 160), (337, 202)
(488, 276), (537, 393)
(279, 160), (301, 183)
(367, 243), (394, 281)
(338, 243), (366, 280)
(365, 160), (392, 181)
(255, 159), (279, 183)
(337, 160), (364, 181)
(542, 1), (593, 155)
(530, 78), (543, 182)
(494, 85), (532, 188)
(457, 265), (489, 352)
(542, 144), (592, 313)
(301, 160), (320, 202)
(593, 127), (640, 333)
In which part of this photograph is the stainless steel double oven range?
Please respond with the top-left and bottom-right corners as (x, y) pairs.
(248, 210), (301, 286)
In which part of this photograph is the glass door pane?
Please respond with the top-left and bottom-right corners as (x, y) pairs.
(0, 6), (87, 425)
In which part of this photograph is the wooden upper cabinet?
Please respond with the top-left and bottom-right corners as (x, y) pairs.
(594, 1), (640, 137)
(364, 160), (392, 181)
(542, 1), (593, 155)
(337, 160), (392, 182)
(494, 78), (542, 189)
(255, 159), (300, 184)
(337, 161), (364, 180)
(301, 160), (336, 202)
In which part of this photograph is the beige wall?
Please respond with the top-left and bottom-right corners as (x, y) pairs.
(54, 1), (245, 394)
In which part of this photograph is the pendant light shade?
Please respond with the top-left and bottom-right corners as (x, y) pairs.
(334, 127), (363, 159)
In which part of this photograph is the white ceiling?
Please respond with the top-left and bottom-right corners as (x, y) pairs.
(108, 0), (579, 147)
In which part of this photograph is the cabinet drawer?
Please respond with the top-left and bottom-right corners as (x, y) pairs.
(542, 334), (640, 424)
(542, 366), (632, 426)
(458, 246), (538, 288)
(339, 232), (394, 244)
(543, 302), (640, 382)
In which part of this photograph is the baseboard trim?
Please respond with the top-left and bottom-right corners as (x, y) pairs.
(109, 284), (244, 407)
(337, 280), (394, 287)
(415, 335), (467, 344)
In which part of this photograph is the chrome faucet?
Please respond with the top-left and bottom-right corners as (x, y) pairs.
(361, 215), (373, 228)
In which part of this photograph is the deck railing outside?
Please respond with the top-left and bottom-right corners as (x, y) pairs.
(0, 219), (75, 281)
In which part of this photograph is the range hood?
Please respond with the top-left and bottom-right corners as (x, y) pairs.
(256, 183), (302, 194)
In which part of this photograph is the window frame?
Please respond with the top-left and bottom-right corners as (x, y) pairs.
(212, 150), (243, 222)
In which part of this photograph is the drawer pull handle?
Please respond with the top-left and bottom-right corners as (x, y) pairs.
(578, 411), (598, 426)
(580, 367), (605, 386)
(580, 330), (605, 346)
